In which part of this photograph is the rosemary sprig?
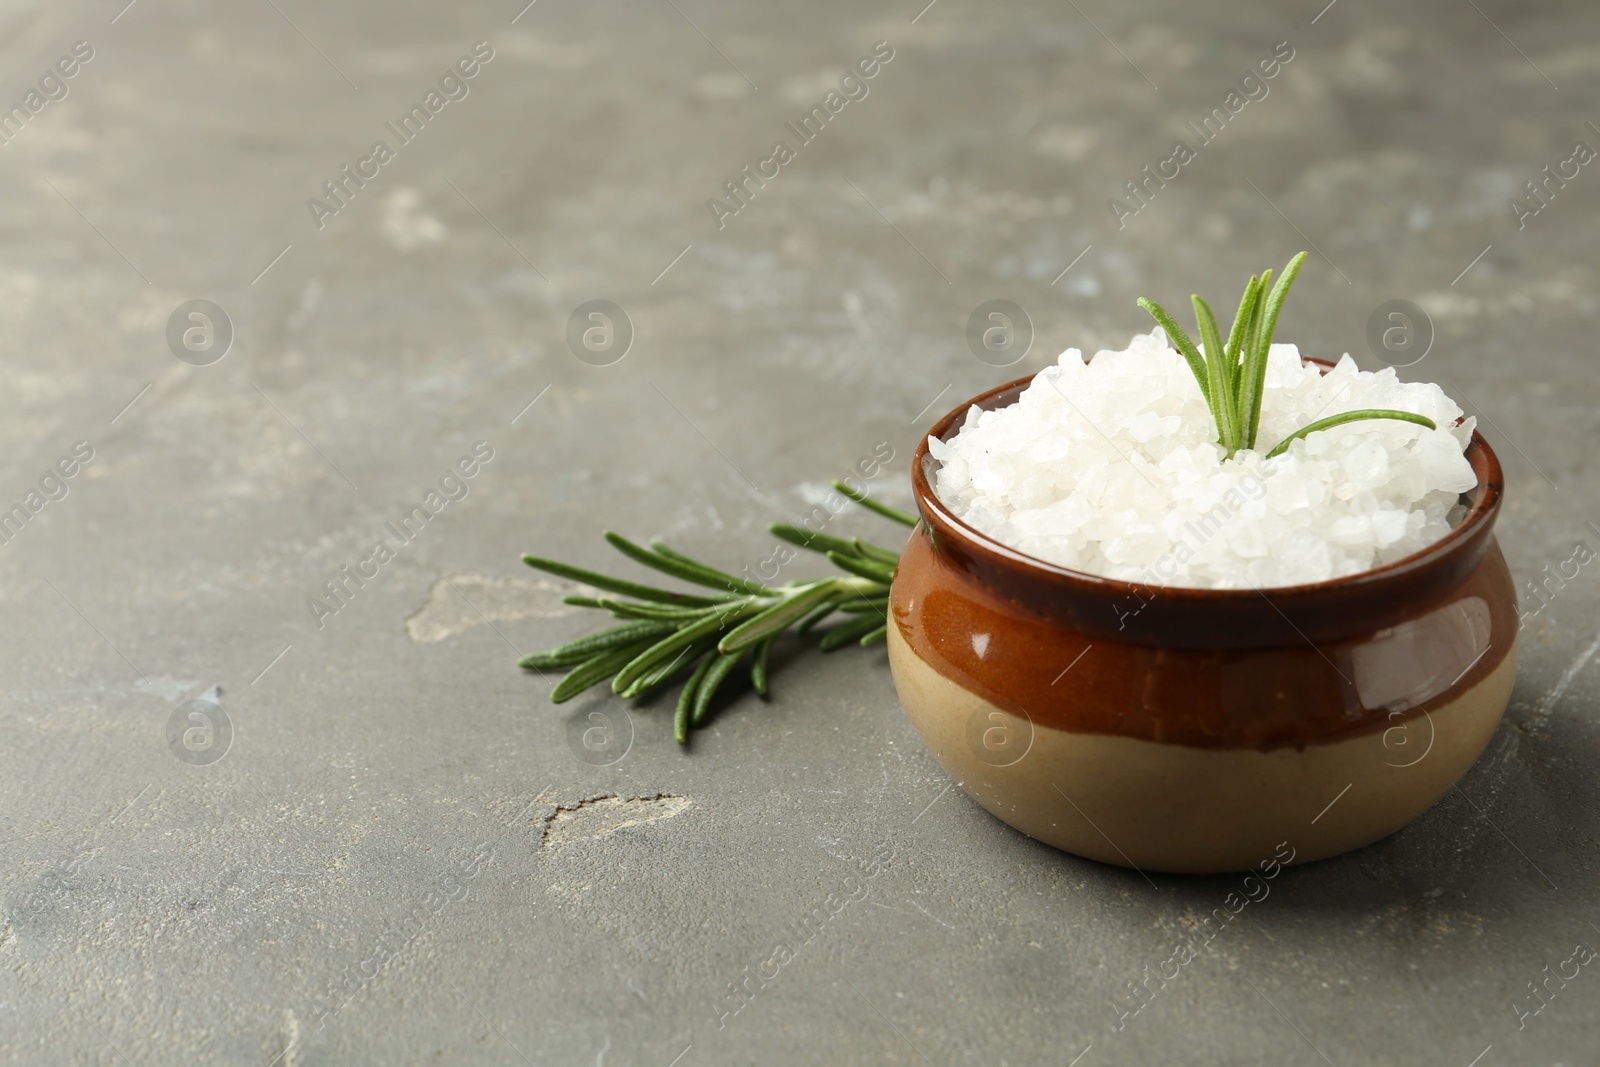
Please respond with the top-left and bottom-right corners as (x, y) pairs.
(520, 482), (917, 746)
(1137, 252), (1436, 459)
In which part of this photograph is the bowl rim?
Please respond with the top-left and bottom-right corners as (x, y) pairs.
(909, 363), (1505, 604)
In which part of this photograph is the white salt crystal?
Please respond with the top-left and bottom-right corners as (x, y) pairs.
(929, 330), (1476, 589)
(1343, 440), (1390, 490)
(1370, 509), (1409, 547)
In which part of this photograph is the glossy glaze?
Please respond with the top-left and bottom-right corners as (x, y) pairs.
(888, 624), (1516, 872)
(889, 369), (1519, 873)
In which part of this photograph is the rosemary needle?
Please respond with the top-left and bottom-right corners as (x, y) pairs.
(521, 483), (915, 748)
(1138, 252), (1435, 459)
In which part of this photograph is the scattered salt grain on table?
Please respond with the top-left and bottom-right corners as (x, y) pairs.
(929, 329), (1478, 589)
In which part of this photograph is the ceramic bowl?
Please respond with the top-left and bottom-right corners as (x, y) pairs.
(887, 371), (1518, 874)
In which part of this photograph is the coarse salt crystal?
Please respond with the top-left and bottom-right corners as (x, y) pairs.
(929, 330), (1477, 589)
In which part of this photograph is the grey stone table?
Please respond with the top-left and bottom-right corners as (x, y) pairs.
(2, 0), (1597, 1063)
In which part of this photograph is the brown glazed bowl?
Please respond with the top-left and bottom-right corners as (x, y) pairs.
(888, 370), (1518, 874)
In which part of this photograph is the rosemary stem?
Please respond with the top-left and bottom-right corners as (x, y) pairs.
(521, 488), (907, 749)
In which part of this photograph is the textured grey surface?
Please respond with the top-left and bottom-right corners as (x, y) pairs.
(2, 0), (1598, 1064)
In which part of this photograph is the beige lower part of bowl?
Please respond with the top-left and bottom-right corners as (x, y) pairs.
(888, 625), (1518, 874)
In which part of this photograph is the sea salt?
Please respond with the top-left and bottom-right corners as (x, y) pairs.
(929, 329), (1478, 589)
